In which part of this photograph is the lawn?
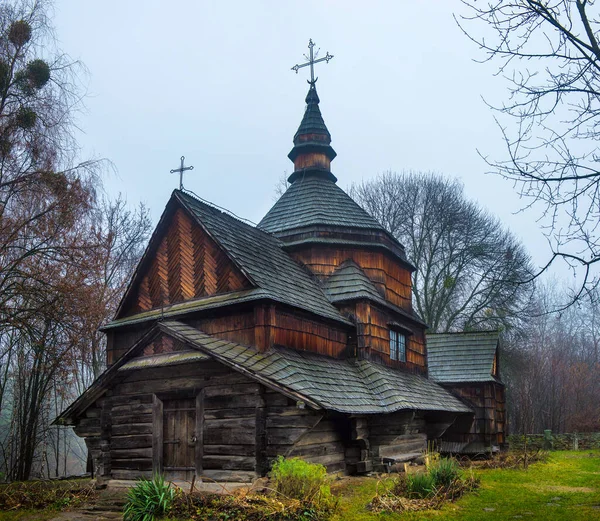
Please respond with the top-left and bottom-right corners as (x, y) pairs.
(331, 451), (600, 521)
(0, 451), (597, 520)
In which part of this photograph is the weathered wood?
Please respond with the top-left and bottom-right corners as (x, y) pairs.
(203, 455), (256, 471)
(255, 392), (267, 476)
(111, 448), (153, 459)
(204, 383), (260, 398)
(112, 403), (153, 416)
(112, 413), (153, 425)
(295, 429), (341, 446)
(204, 394), (263, 410)
(196, 390), (204, 474)
(267, 428), (308, 446)
(204, 427), (255, 446)
(287, 441), (345, 459)
(204, 408), (257, 420)
(152, 395), (163, 474)
(203, 445), (256, 457)
(267, 415), (323, 429)
(112, 423), (152, 436)
(112, 435), (153, 450)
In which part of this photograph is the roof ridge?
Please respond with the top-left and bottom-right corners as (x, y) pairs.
(176, 189), (284, 244)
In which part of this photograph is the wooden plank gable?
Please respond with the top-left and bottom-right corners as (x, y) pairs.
(119, 206), (252, 318)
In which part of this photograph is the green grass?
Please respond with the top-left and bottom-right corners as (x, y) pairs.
(331, 451), (600, 521)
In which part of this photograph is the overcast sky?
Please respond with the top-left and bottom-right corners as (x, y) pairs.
(51, 1), (556, 273)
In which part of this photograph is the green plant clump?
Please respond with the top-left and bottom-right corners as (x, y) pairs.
(270, 456), (332, 506)
(123, 474), (174, 521)
(429, 457), (461, 488)
(405, 472), (437, 499)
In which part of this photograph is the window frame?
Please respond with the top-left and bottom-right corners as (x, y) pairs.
(389, 329), (407, 363)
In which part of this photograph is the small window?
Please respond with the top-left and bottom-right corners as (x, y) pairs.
(390, 330), (406, 362)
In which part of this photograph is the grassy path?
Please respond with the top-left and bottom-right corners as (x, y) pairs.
(332, 451), (600, 521)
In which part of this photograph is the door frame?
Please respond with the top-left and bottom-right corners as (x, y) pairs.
(152, 389), (204, 476)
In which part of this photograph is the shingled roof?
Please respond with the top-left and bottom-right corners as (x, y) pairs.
(427, 331), (500, 384)
(258, 175), (386, 234)
(174, 191), (350, 325)
(56, 322), (472, 424)
(107, 191), (352, 330)
(323, 260), (383, 303)
(161, 321), (471, 414)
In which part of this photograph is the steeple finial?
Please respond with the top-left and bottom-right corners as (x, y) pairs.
(288, 40), (337, 184)
(291, 38), (334, 85)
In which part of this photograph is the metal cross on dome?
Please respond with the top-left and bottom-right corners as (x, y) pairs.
(170, 155), (194, 190)
(291, 39), (334, 84)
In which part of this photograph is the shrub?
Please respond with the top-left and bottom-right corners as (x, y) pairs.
(405, 472), (437, 499)
(429, 458), (461, 488)
(269, 456), (332, 505)
(123, 474), (175, 521)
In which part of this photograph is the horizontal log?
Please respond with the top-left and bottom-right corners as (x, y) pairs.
(304, 453), (345, 467)
(204, 428), (255, 446)
(111, 458), (153, 471)
(204, 417), (256, 430)
(203, 455), (256, 471)
(288, 441), (345, 459)
(112, 413), (153, 425)
(116, 377), (207, 395)
(122, 362), (227, 382)
(112, 423), (152, 436)
(267, 428), (307, 446)
(111, 435), (153, 449)
(203, 445), (256, 457)
(204, 394), (263, 410)
(263, 393), (290, 407)
(204, 408), (257, 420)
(295, 429), (341, 446)
(204, 383), (260, 398)
(267, 414), (322, 429)
(265, 407), (314, 417)
(111, 448), (153, 459)
(112, 403), (153, 416)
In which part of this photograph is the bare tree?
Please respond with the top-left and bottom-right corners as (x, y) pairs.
(458, 0), (600, 307)
(503, 282), (600, 434)
(352, 171), (534, 332)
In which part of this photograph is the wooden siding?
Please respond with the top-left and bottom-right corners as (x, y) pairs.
(191, 310), (256, 347)
(271, 309), (348, 357)
(120, 208), (251, 318)
(350, 302), (426, 374)
(290, 246), (412, 310)
(445, 383), (506, 446)
(106, 326), (147, 366)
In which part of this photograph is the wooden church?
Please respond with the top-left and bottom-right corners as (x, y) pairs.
(55, 46), (505, 485)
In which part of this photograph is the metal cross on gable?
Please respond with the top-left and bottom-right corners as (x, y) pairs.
(170, 155), (194, 190)
(291, 39), (334, 85)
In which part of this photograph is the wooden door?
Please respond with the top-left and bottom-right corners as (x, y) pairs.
(153, 392), (203, 481)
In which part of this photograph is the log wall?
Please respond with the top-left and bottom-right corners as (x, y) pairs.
(367, 411), (427, 470)
(76, 361), (349, 483)
(289, 246), (412, 310)
(263, 391), (347, 473)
